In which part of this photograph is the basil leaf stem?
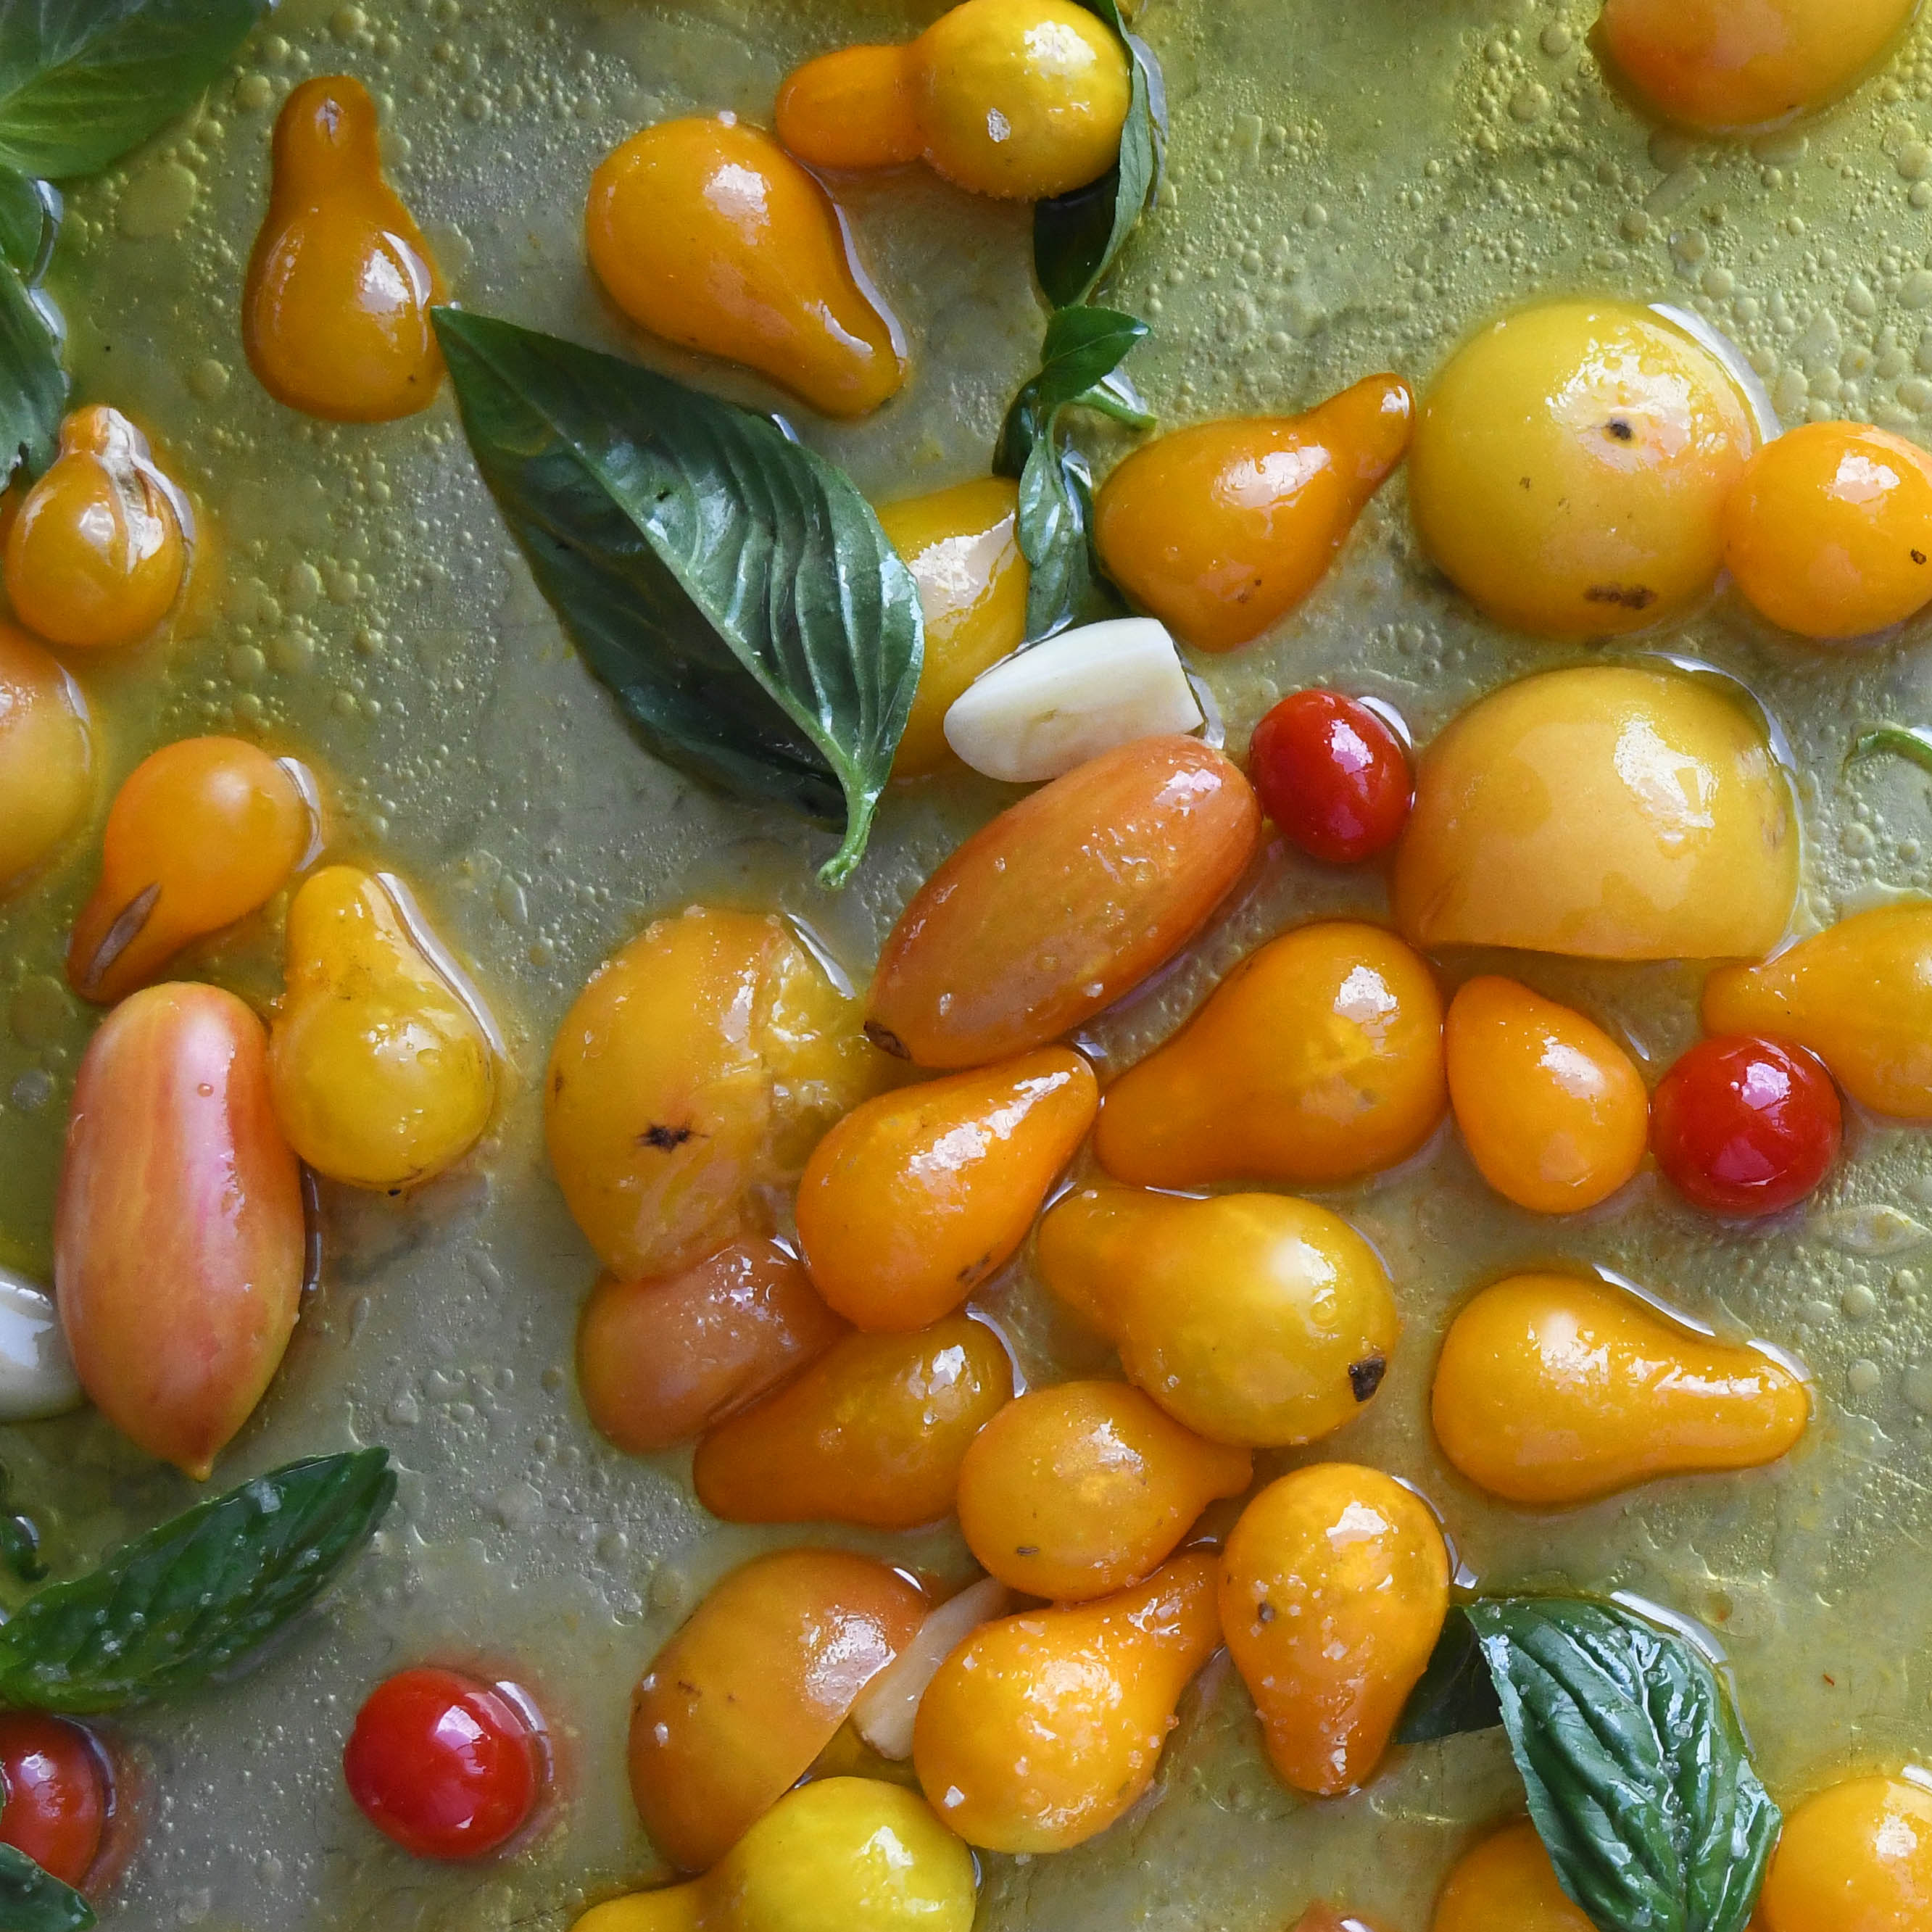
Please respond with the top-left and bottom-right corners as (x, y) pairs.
(1851, 723), (1932, 777)
(0, 1845), (94, 1931)
(1035, 0), (1167, 307)
(0, 0), (270, 180)
(0, 1450), (396, 1714)
(434, 310), (922, 886)
(0, 1459), (46, 1584)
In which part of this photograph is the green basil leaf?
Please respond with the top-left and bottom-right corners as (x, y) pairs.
(0, 1450), (396, 1714)
(0, 168), (53, 281)
(434, 309), (921, 887)
(995, 307), (1151, 477)
(0, 0), (270, 180)
(1851, 723), (1932, 778)
(1035, 0), (1166, 307)
(0, 262), (65, 482)
(1395, 1607), (1502, 1745)
(1018, 433), (1121, 640)
(0, 1845), (94, 1931)
(1467, 1598), (1779, 1932)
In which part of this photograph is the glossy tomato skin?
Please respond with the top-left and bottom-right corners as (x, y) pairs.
(344, 1668), (543, 1861)
(0, 1713), (109, 1889)
(1249, 690), (1412, 864)
(1651, 1035), (1842, 1217)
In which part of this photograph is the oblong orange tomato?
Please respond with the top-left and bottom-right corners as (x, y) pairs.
(797, 1048), (1096, 1330)
(866, 737), (1261, 1069)
(692, 1316), (1013, 1530)
(55, 983), (304, 1478)
(576, 1240), (848, 1454)
(629, 1548), (926, 1872)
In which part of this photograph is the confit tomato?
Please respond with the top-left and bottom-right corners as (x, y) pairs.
(343, 1667), (543, 1861)
(1249, 689), (1412, 864)
(0, 1713), (109, 1889)
(1651, 1035), (1842, 1218)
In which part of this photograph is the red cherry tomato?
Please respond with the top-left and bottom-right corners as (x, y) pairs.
(1248, 689), (1413, 863)
(343, 1667), (542, 1861)
(1651, 1035), (1842, 1217)
(0, 1712), (109, 1889)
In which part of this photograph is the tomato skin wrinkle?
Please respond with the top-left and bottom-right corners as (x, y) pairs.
(1249, 689), (1412, 864)
(343, 1667), (543, 1862)
(1651, 1033), (1842, 1218)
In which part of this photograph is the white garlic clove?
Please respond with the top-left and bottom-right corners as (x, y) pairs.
(851, 1575), (1011, 1761)
(0, 1267), (83, 1422)
(942, 617), (1203, 784)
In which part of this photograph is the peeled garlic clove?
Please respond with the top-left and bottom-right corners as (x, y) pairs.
(0, 1268), (83, 1422)
(943, 618), (1202, 784)
(851, 1575), (1012, 1760)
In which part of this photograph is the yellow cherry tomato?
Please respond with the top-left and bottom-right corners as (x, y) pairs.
(1408, 301), (1757, 639)
(1094, 375), (1415, 653)
(1704, 903), (1932, 1118)
(1220, 1464), (1449, 1796)
(692, 1315), (1013, 1531)
(778, 0), (1132, 202)
(1445, 977), (1648, 1214)
(1037, 1187), (1400, 1448)
(1725, 422), (1932, 639)
(1393, 664), (1797, 961)
(546, 906), (891, 1282)
(709, 1778), (977, 1932)
(587, 116), (905, 420)
(1598, 0), (1918, 134)
(629, 1548), (926, 1873)
(797, 1047), (1095, 1332)
(876, 479), (1028, 776)
(1094, 921), (1446, 1190)
(912, 1552), (1222, 1852)
(1759, 1774), (1932, 1931)
(0, 621), (91, 891)
(66, 736), (317, 1006)
(956, 1380), (1252, 1601)
(1433, 1820), (1593, 1932)
(572, 1888), (704, 1932)
(4, 406), (187, 649)
(268, 867), (497, 1191)
(577, 1240), (847, 1455)
(1432, 1273), (1811, 1506)
(867, 736), (1261, 1069)
(244, 76), (445, 422)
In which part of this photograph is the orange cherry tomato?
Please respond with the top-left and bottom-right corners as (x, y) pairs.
(629, 1548), (926, 1873)
(576, 1240), (848, 1455)
(692, 1316), (1013, 1530)
(867, 736), (1261, 1069)
(796, 1048), (1096, 1331)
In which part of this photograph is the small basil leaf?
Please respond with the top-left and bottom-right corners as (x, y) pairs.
(434, 309), (921, 887)
(1851, 723), (1932, 778)
(0, 1450), (396, 1714)
(1394, 1607), (1502, 1746)
(1467, 1598), (1778, 1932)
(1019, 433), (1120, 640)
(0, 1845), (94, 1931)
(1035, 0), (1166, 307)
(0, 169), (54, 282)
(0, 262), (65, 482)
(0, 0), (270, 180)
(995, 307), (1151, 477)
